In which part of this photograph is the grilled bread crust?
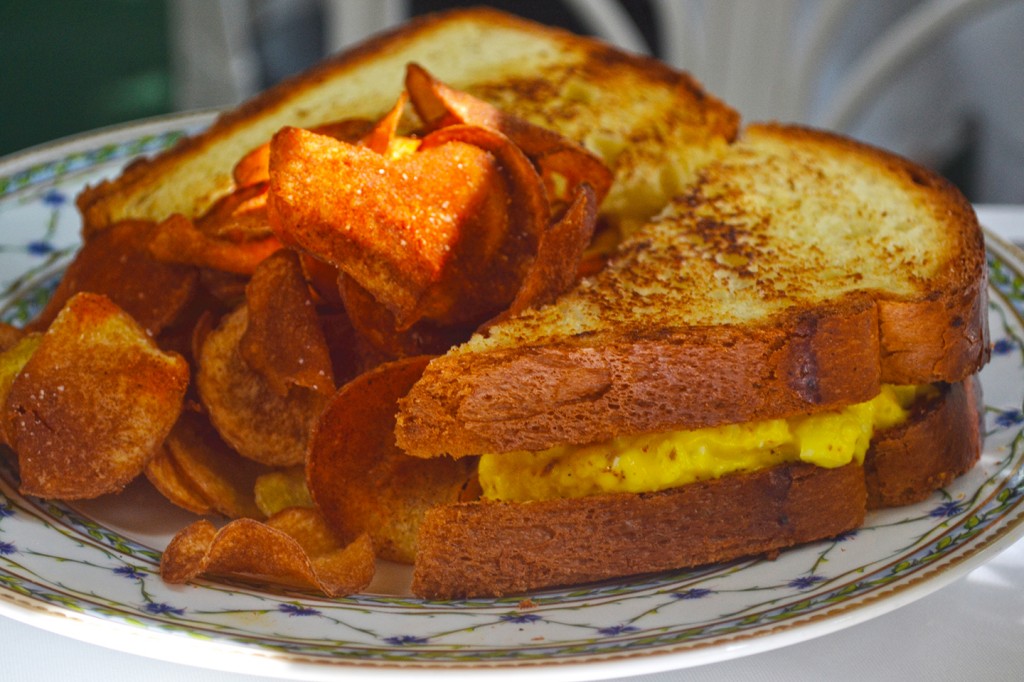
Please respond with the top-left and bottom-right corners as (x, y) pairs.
(76, 8), (737, 237)
(411, 380), (982, 599)
(395, 124), (990, 458)
(865, 377), (982, 508)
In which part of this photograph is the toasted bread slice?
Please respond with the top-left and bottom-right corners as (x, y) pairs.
(395, 124), (989, 458)
(412, 379), (982, 599)
(77, 7), (738, 236)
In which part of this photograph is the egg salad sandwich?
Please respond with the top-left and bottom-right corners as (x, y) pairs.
(395, 121), (989, 599)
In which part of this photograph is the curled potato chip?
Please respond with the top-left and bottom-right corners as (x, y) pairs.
(308, 356), (477, 564)
(6, 293), (189, 499)
(405, 63), (613, 207)
(301, 253), (344, 308)
(165, 410), (268, 519)
(145, 445), (215, 516)
(254, 466), (313, 518)
(416, 123), (550, 306)
(28, 219), (198, 336)
(198, 268), (249, 308)
(234, 118), (376, 188)
(240, 249), (334, 397)
(233, 144), (272, 188)
(359, 92), (409, 155)
(496, 183), (599, 322)
(268, 126), (518, 328)
(150, 213), (282, 275)
(195, 182), (274, 242)
(160, 510), (374, 597)
(338, 274), (474, 359)
(318, 309), (379, 387)
(197, 305), (327, 466)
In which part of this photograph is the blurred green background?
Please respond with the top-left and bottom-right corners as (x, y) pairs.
(0, 0), (173, 156)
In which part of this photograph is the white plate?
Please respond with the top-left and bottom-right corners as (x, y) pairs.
(1, 116), (1023, 682)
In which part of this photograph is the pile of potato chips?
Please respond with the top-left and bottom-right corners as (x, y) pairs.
(0, 65), (610, 596)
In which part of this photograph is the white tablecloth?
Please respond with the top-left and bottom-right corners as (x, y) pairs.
(2, 206), (1022, 681)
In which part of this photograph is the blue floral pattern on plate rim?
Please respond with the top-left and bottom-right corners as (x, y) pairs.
(0, 117), (1023, 681)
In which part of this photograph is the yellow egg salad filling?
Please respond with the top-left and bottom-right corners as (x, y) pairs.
(478, 384), (934, 501)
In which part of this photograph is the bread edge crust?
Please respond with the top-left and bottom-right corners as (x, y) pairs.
(410, 379), (981, 599)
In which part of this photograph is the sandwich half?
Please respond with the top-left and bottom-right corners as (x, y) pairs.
(396, 123), (989, 599)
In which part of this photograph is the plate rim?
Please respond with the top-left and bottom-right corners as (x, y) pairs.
(0, 109), (219, 180)
(1, 119), (1023, 681)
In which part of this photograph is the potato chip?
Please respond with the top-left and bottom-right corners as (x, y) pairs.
(195, 182), (274, 242)
(197, 305), (327, 466)
(416, 123), (550, 304)
(405, 63), (613, 207)
(300, 253), (344, 308)
(145, 446), (215, 515)
(160, 518), (217, 582)
(254, 466), (313, 518)
(417, 121), (550, 247)
(198, 268), (249, 308)
(267, 506), (342, 555)
(150, 213), (282, 275)
(160, 513), (374, 597)
(498, 183), (599, 320)
(338, 274), (474, 359)
(308, 356), (477, 563)
(359, 92), (409, 155)
(28, 219), (199, 336)
(317, 309), (377, 387)
(165, 410), (268, 519)
(0, 333), (42, 445)
(6, 293), (189, 499)
(233, 143), (272, 187)
(0, 323), (26, 352)
(232, 119), (375, 189)
(240, 249), (334, 397)
(268, 126), (525, 329)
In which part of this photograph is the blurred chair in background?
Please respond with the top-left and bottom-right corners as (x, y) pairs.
(168, 0), (1023, 202)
